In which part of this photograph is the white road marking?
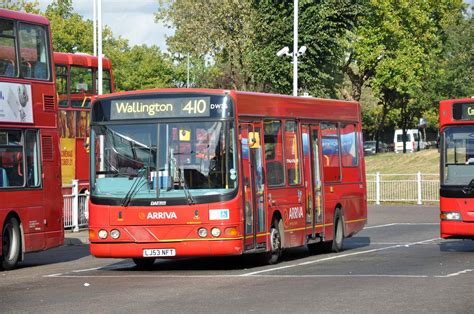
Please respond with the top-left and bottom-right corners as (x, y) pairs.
(365, 223), (438, 229)
(435, 269), (474, 278)
(241, 238), (440, 276)
(45, 274), (430, 279)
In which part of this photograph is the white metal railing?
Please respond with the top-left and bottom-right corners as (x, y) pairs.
(63, 180), (89, 231)
(367, 172), (439, 204)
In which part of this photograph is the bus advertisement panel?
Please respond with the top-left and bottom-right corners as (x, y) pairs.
(439, 98), (474, 239)
(0, 9), (63, 270)
(88, 89), (367, 268)
(53, 52), (114, 192)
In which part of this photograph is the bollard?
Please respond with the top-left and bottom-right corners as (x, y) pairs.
(72, 179), (79, 232)
(376, 172), (381, 205)
(417, 172), (422, 205)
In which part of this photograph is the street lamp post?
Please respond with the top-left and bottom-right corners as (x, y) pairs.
(276, 0), (306, 96)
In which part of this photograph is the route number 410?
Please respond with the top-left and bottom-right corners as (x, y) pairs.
(183, 99), (207, 114)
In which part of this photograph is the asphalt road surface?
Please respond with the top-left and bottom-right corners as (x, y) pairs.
(1, 205), (473, 313)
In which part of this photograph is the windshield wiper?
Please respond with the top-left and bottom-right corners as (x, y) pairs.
(121, 166), (148, 207)
(177, 166), (195, 205)
(462, 179), (474, 195)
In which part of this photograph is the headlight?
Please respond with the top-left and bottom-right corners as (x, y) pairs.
(440, 212), (462, 221)
(211, 227), (221, 237)
(98, 229), (108, 239)
(198, 228), (208, 238)
(110, 229), (120, 239)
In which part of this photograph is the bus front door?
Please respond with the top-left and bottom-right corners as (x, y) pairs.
(302, 124), (324, 238)
(240, 122), (266, 251)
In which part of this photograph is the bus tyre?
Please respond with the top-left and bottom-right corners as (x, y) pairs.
(133, 258), (156, 269)
(1, 217), (21, 271)
(331, 210), (344, 253)
(264, 219), (282, 265)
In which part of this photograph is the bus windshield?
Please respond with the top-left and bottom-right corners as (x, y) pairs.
(91, 121), (237, 203)
(442, 126), (474, 186)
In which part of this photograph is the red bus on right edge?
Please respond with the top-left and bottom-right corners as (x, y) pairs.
(88, 89), (367, 267)
(439, 97), (474, 239)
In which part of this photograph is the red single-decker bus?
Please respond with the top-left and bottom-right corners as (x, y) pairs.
(88, 89), (367, 267)
(0, 9), (63, 270)
(439, 97), (474, 239)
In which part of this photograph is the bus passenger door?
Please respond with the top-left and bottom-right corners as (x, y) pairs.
(240, 122), (266, 251)
(302, 125), (324, 237)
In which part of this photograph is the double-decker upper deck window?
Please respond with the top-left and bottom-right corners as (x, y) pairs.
(98, 69), (112, 94)
(0, 19), (17, 77)
(18, 23), (50, 80)
(55, 64), (68, 99)
(71, 66), (93, 94)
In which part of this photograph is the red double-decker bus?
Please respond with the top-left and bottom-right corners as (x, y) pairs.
(53, 52), (114, 193)
(0, 9), (63, 270)
(88, 89), (367, 267)
(439, 97), (474, 239)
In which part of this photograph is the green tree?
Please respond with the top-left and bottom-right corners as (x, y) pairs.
(251, 0), (362, 97)
(1, 0), (40, 13)
(157, 0), (361, 95)
(114, 45), (175, 91)
(347, 0), (465, 152)
(156, 0), (256, 90)
(45, 0), (94, 53)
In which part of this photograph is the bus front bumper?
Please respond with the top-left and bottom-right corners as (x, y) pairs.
(90, 239), (244, 258)
(440, 221), (474, 239)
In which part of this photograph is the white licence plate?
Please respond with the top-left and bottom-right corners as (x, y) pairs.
(143, 248), (176, 257)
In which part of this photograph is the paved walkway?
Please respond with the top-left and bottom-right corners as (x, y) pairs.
(64, 229), (89, 245)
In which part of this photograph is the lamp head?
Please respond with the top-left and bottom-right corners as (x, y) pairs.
(276, 46), (290, 57)
(298, 45), (307, 55)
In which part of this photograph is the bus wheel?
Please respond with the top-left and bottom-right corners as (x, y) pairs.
(331, 210), (344, 253)
(133, 258), (156, 269)
(1, 217), (21, 270)
(263, 219), (282, 265)
(309, 210), (344, 254)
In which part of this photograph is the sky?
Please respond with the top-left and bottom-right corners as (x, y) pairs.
(37, 0), (173, 51)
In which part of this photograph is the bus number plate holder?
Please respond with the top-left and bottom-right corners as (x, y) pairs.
(143, 248), (176, 257)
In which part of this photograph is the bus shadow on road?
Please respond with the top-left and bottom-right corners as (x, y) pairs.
(17, 244), (90, 270)
(439, 240), (474, 252)
(343, 236), (371, 250)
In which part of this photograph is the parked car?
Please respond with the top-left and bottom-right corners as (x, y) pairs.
(393, 129), (426, 153)
(364, 141), (388, 155)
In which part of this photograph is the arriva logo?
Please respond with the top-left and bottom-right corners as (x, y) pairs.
(146, 212), (178, 219)
(288, 206), (304, 219)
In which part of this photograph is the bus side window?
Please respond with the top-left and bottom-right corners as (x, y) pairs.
(264, 120), (284, 186)
(321, 123), (341, 182)
(285, 120), (301, 185)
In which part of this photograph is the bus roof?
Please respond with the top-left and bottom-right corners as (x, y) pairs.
(93, 88), (361, 122)
(0, 8), (50, 26)
(53, 52), (112, 69)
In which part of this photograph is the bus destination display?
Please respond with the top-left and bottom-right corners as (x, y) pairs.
(452, 102), (474, 121)
(110, 97), (211, 120)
